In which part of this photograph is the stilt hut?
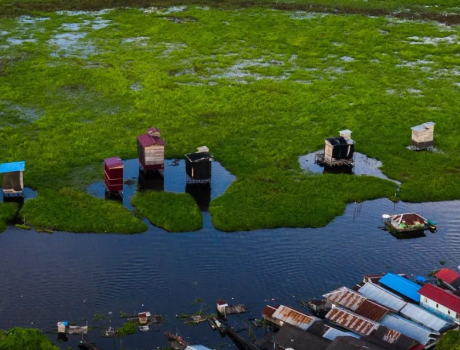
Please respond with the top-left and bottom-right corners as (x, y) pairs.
(317, 130), (354, 167)
(185, 146), (213, 183)
(411, 122), (435, 150)
(0, 161), (25, 197)
(137, 127), (165, 175)
(104, 157), (123, 195)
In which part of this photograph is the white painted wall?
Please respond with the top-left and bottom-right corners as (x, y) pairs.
(420, 297), (459, 323)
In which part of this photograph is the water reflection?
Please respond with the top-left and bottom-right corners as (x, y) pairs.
(86, 158), (235, 212)
(298, 151), (400, 185)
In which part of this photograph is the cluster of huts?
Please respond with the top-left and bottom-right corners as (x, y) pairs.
(261, 269), (460, 350)
(104, 127), (213, 197)
(316, 122), (435, 170)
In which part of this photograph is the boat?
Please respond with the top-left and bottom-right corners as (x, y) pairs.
(208, 318), (216, 330)
(382, 213), (436, 233)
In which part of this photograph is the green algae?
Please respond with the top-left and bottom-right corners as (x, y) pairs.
(132, 191), (202, 232)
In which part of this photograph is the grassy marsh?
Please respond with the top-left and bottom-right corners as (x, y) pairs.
(19, 188), (148, 233)
(0, 202), (18, 232)
(1, 6), (459, 231)
(132, 191), (203, 232)
(0, 328), (58, 350)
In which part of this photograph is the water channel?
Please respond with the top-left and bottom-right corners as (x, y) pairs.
(0, 159), (459, 349)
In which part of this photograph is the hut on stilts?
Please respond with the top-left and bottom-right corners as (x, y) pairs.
(316, 130), (354, 168)
(104, 157), (124, 196)
(411, 122), (435, 150)
(185, 146), (213, 184)
(137, 127), (165, 176)
(1, 161), (25, 198)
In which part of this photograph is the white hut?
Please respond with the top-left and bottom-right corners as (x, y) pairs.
(411, 122), (435, 149)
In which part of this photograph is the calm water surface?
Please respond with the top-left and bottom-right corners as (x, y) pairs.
(0, 161), (459, 349)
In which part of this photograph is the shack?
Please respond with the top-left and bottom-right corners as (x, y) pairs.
(137, 127), (165, 175)
(316, 130), (354, 167)
(1, 161), (25, 197)
(435, 268), (460, 291)
(411, 122), (435, 150)
(104, 157), (123, 195)
(185, 146), (213, 183)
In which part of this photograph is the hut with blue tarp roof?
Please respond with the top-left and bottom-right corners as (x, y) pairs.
(379, 273), (421, 303)
(0, 161), (25, 196)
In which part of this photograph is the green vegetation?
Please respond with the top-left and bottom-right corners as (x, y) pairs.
(19, 188), (148, 233)
(210, 175), (395, 231)
(437, 330), (460, 350)
(132, 191), (202, 232)
(115, 321), (136, 337)
(0, 5), (460, 231)
(0, 328), (58, 350)
(0, 202), (18, 232)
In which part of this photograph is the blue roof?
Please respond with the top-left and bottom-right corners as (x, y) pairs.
(0, 161), (25, 173)
(379, 273), (421, 303)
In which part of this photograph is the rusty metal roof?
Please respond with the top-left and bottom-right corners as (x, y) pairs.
(323, 287), (389, 321)
(389, 213), (427, 226)
(262, 305), (277, 318)
(325, 307), (378, 336)
(355, 300), (389, 322)
(271, 305), (320, 330)
(323, 287), (366, 311)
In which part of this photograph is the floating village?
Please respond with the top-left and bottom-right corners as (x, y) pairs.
(0, 123), (451, 350)
(46, 268), (460, 350)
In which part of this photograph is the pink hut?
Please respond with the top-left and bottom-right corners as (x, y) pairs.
(104, 157), (123, 195)
(137, 127), (165, 175)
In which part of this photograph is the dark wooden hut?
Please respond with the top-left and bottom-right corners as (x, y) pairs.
(104, 157), (123, 194)
(0, 161), (25, 197)
(317, 130), (354, 167)
(185, 146), (213, 183)
(411, 122), (435, 149)
(137, 127), (165, 175)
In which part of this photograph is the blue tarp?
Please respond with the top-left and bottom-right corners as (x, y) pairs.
(0, 161), (25, 173)
(379, 273), (421, 303)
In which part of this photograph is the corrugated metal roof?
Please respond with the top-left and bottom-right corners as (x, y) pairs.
(273, 324), (330, 350)
(262, 305), (276, 318)
(185, 345), (212, 350)
(379, 273), (421, 303)
(400, 303), (452, 332)
(104, 157), (123, 169)
(322, 327), (360, 341)
(358, 283), (407, 312)
(217, 300), (227, 306)
(355, 300), (389, 322)
(323, 287), (366, 311)
(389, 213), (427, 226)
(380, 314), (437, 346)
(419, 283), (460, 313)
(435, 268), (460, 284)
(325, 307), (378, 336)
(411, 122), (435, 132)
(272, 305), (320, 330)
(0, 161), (25, 173)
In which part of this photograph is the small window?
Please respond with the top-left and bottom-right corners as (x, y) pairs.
(424, 297), (427, 303)
(448, 310), (451, 315)
(436, 303), (439, 308)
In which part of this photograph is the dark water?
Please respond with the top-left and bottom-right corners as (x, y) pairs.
(87, 159), (235, 211)
(299, 151), (401, 184)
(0, 162), (459, 349)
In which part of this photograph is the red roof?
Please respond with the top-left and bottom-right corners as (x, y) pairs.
(390, 213), (427, 226)
(104, 157), (123, 169)
(148, 127), (161, 134)
(217, 300), (227, 306)
(436, 268), (460, 284)
(262, 305), (276, 318)
(138, 134), (165, 147)
(419, 283), (460, 313)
